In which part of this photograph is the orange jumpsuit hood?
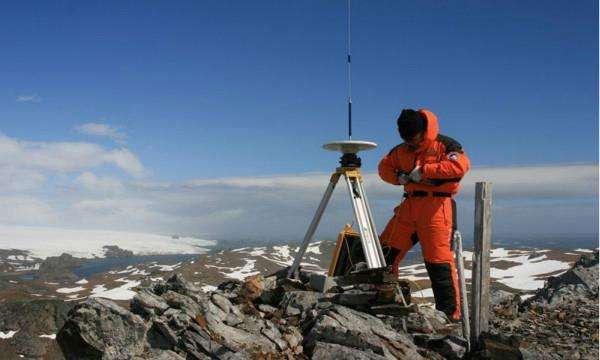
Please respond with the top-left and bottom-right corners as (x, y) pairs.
(416, 109), (439, 152)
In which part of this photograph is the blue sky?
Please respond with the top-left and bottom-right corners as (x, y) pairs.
(0, 1), (597, 245)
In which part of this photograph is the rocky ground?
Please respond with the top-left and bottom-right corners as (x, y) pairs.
(0, 241), (587, 304)
(489, 251), (599, 359)
(0, 242), (597, 359)
(47, 251), (597, 360)
(56, 270), (469, 359)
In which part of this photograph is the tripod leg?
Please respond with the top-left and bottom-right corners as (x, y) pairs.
(354, 176), (386, 267)
(288, 174), (340, 278)
(454, 230), (471, 351)
(344, 174), (386, 269)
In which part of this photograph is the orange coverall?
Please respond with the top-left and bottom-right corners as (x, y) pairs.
(378, 109), (470, 320)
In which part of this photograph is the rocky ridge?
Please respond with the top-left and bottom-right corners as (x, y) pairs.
(54, 252), (600, 359)
(57, 268), (473, 359)
(489, 251), (599, 359)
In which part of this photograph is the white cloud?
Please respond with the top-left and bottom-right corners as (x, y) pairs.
(0, 132), (146, 178)
(75, 123), (126, 144)
(0, 196), (57, 225)
(74, 172), (124, 193)
(54, 163), (596, 242)
(16, 94), (42, 103)
(0, 166), (45, 191)
(0, 142), (595, 246)
(101, 148), (147, 177)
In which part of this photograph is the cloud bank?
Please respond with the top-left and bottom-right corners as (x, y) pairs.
(0, 130), (596, 245)
(0, 126), (596, 247)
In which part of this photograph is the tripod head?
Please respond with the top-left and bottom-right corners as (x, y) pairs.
(323, 140), (377, 168)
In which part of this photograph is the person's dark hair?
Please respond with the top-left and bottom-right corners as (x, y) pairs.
(396, 109), (426, 140)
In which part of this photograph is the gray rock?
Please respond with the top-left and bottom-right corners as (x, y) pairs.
(309, 341), (387, 359)
(282, 326), (303, 348)
(151, 318), (179, 348)
(257, 304), (278, 314)
(136, 349), (186, 359)
(224, 312), (244, 327)
(162, 290), (202, 318)
(166, 273), (202, 295)
(304, 304), (423, 359)
(57, 297), (147, 360)
(418, 305), (449, 328)
(236, 316), (267, 334)
(204, 299), (228, 323)
(163, 308), (181, 317)
(490, 289), (515, 307)
(403, 312), (434, 334)
(205, 314), (276, 353)
(524, 251), (599, 309)
(418, 334), (467, 360)
(7, 334), (60, 359)
(261, 320), (287, 350)
(216, 280), (243, 298)
(280, 290), (323, 316)
(211, 293), (233, 314)
(181, 326), (224, 358)
(131, 289), (170, 317)
(332, 290), (378, 309)
(168, 312), (193, 330)
(0, 299), (72, 336)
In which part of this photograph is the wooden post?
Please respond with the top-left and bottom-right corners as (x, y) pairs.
(470, 182), (492, 349)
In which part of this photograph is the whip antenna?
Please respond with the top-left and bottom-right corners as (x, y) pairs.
(346, 0), (352, 139)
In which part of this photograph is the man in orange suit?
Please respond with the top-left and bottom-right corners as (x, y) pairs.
(378, 108), (470, 321)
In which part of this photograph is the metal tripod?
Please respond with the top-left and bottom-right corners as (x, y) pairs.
(288, 142), (386, 278)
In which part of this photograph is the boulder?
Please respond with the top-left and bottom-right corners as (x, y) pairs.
(131, 289), (170, 317)
(310, 341), (388, 359)
(415, 334), (467, 359)
(166, 273), (202, 295)
(57, 298), (147, 360)
(304, 304), (423, 359)
(161, 291), (202, 318)
(280, 290), (324, 317)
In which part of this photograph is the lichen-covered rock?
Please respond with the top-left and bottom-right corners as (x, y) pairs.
(414, 334), (468, 359)
(131, 289), (170, 317)
(166, 273), (202, 295)
(310, 341), (388, 359)
(57, 298), (147, 360)
(304, 304), (423, 359)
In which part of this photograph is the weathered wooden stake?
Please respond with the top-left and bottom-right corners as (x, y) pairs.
(470, 182), (492, 349)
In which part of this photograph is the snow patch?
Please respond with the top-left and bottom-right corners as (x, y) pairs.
(56, 286), (86, 294)
(201, 285), (217, 292)
(90, 280), (140, 300)
(39, 334), (56, 339)
(0, 330), (18, 339)
(151, 262), (182, 272)
(90, 284), (107, 294)
(491, 254), (571, 290)
(75, 278), (89, 285)
(208, 258), (260, 280)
